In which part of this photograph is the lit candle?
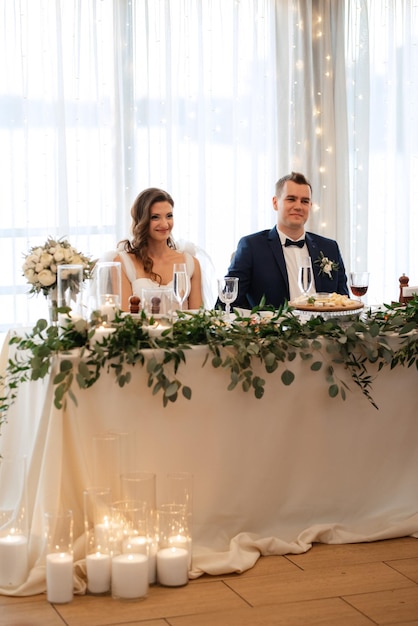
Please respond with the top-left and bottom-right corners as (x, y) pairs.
(100, 296), (117, 322)
(145, 318), (172, 338)
(46, 552), (73, 603)
(90, 326), (116, 348)
(157, 547), (189, 587)
(111, 553), (148, 599)
(86, 552), (111, 594)
(123, 536), (157, 584)
(168, 534), (192, 567)
(168, 534), (191, 551)
(94, 519), (122, 549)
(0, 534), (28, 587)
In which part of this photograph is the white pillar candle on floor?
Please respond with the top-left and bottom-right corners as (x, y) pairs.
(157, 547), (189, 587)
(46, 553), (73, 603)
(94, 520), (122, 547)
(123, 535), (148, 553)
(148, 541), (157, 585)
(122, 535), (157, 585)
(86, 552), (111, 594)
(0, 534), (28, 587)
(111, 553), (148, 599)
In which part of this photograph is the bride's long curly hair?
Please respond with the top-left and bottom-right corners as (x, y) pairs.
(122, 187), (176, 284)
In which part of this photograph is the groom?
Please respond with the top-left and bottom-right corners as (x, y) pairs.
(221, 171), (349, 310)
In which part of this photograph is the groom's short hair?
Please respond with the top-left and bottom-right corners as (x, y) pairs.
(275, 172), (312, 196)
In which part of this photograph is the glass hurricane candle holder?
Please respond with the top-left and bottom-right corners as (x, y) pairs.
(83, 488), (113, 595)
(95, 262), (122, 322)
(57, 264), (85, 322)
(141, 288), (174, 337)
(110, 500), (150, 598)
(0, 457), (28, 588)
(156, 504), (190, 587)
(44, 510), (74, 604)
(120, 472), (157, 584)
(92, 433), (122, 500)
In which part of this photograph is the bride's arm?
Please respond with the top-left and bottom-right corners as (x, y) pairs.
(188, 257), (203, 309)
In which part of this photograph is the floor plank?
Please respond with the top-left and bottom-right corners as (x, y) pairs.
(388, 557), (418, 584)
(53, 580), (247, 626)
(345, 586), (418, 624)
(223, 562), (413, 606)
(167, 597), (375, 626)
(0, 595), (65, 626)
(285, 538), (418, 570)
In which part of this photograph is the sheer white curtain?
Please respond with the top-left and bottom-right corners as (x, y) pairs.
(1, 1), (128, 327)
(346, 0), (418, 303)
(1, 0), (281, 328)
(1, 0), (416, 330)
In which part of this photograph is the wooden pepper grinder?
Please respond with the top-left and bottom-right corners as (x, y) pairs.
(151, 297), (161, 315)
(399, 274), (409, 304)
(129, 295), (141, 314)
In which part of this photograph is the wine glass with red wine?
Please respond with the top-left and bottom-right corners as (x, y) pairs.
(349, 272), (369, 303)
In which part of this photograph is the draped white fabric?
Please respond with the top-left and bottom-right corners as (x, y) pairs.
(1, 0), (417, 329)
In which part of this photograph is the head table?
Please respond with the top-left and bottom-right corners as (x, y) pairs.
(0, 324), (418, 597)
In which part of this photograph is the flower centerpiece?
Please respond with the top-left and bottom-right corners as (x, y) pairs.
(315, 251), (339, 278)
(22, 237), (95, 322)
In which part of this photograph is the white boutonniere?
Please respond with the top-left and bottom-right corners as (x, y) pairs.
(315, 251), (339, 279)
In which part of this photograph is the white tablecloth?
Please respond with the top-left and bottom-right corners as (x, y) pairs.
(1, 339), (418, 596)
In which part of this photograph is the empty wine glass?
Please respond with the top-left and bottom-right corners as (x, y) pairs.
(298, 256), (313, 297)
(173, 263), (190, 311)
(349, 271), (369, 302)
(217, 277), (239, 319)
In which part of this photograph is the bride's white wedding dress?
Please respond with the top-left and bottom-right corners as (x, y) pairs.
(96, 240), (217, 309)
(116, 249), (195, 297)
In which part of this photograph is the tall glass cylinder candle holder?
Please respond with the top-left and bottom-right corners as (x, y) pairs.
(83, 488), (113, 595)
(120, 472), (156, 518)
(166, 472), (193, 518)
(166, 472), (193, 559)
(45, 510), (74, 604)
(111, 500), (150, 598)
(92, 433), (122, 500)
(156, 504), (190, 587)
(120, 473), (157, 584)
(96, 262), (122, 322)
(0, 457), (28, 588)
(57, 264), (85, 323)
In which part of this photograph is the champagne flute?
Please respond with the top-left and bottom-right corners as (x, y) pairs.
(298, 256), (313, 297)
(173, 263), (190, 311)
(349, 271), (369, 302)
(217, 276), (239, 319)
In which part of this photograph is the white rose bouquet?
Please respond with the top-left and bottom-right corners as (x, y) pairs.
(22, 237), (95, 297)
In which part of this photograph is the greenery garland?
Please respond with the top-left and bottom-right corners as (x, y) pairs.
(1, 298), (418, 433)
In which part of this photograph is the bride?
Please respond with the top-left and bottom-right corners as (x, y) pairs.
(113, 187), (203, 311)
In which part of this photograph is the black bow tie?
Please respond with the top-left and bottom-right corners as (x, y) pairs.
(284, 238), (305, 248)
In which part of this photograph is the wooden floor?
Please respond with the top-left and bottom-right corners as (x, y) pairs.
(1, 537), (418, 626)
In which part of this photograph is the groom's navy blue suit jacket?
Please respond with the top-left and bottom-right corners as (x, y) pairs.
(226, 227), (349, 310)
